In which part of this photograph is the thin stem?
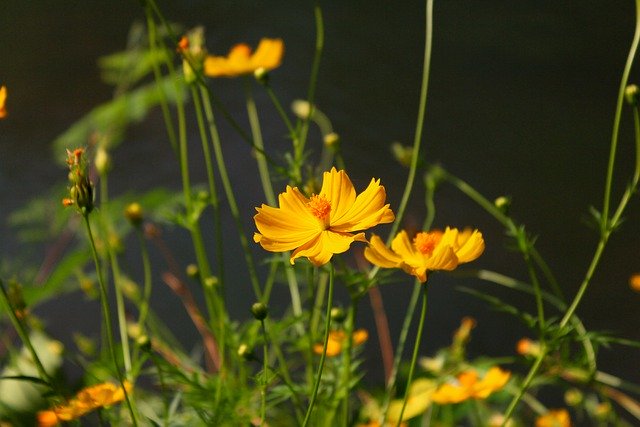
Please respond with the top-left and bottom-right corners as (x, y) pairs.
(294, 4), (324, 183)
(501, 348), (547, 426)
(601, 0), (640, 230)
(259, 319), (268, 426)
(199, 86), (263, 300)
(0, 280), (55, 388)
(83, 215), (138, 426)
(264, 85), (298, 144)
(386, 0), (433, 243)
(395, 284), (429, 426)
(136, 228), (153, 331)
(302, 264), (334, 427)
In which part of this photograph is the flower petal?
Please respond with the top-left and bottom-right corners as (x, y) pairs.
(455, 229), (485, 264)
(320, 168), (356, 224)
(331, 177), (394, 231)
(290, 230), (361, 266)
(364, 234), (403, 268)
(251, 38), (284, 71)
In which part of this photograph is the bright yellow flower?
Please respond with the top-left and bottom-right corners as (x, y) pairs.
(629, 273), (640, 292)
(204, 38), (284, 78)
(535, 408), (572, 427)
(37, 381), (132, 426)
(313, 329), (368, 357)
(386, 378), (437, 423)
(254, 168), (394, 266)
(365, 227), (484, 282)
(0, 86), (7, 118)
(431, 367), (510, 404)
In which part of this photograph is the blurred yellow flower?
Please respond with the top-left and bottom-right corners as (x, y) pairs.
(313, 329), (368, 357)
(254, 168), (394, 266)
(386, 378), (437, 423)
(535, 408), (572, 427)
(431, 367), (510, 404)
(629, 273), (640, 292)
(0, 86), (7, 118)
(516, 337), (541, 357)
(37, 381), (132, 426)
(365, 227), (484, 282)
(204, 38), (284, 78)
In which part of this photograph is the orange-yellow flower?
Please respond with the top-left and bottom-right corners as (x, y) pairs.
(313, 329), (368, 357)
(254, 168), (394, 266)
(535, 408), (572, 427)
(204, 38), (284, 78)
(0, 86), (7, 118)
(431, 367), (510, 404)
(365, 227), (484, 282)
(629, 273), (640, 292)
(37, 381), (132, 426)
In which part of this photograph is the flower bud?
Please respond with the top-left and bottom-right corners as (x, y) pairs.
(136, 335), (151, 351)
(94, 146), (111, 175)
(238, 343), (255, 360)
(254, 67), (269, 85)
(291, 99), (312, 119)
(72, 175), (95, 215)
(251, 302), (268, 321)
(494, 196), (511, 215)
(186, 264), (199, 278)
(124, 203), (144, 227)
(625, 84), (640, 106)
(391, 142), (413, 167)
(330, 307), (346, 323)
(204, 276), (218, 289)
(564, 388), (583, 407)
(323, 132), (339, 147)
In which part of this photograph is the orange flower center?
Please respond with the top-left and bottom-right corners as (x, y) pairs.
(413, 231), (442, 255)
(308, 194), (331, 220)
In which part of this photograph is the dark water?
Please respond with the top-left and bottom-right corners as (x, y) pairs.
(1, 0), (640, 394)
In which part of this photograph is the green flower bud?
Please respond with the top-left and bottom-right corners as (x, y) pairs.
(251, 302), (268, 320)
(330, 307), (346, 323)
(237, 343), (255, 360)
(124, 202), (144, 227)
(186, 264), (199, 278)
(625, 84), (640, 106)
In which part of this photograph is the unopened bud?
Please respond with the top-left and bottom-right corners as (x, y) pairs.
(251, 302), (268, 321)
(330, 307), (346, 323)
(625, 84), (640, 106)
(564, 388), (583, 407)
(323, 132), (339, 147)
(391, 142), (413, 167)
(291, 100), (312, 119)
(254, 67), (269, 85)
(94, 146), (111, 175)
(136, 335), (151, 351)
(186, 264), (199, 278)
(204, 276), (218, 289)
(124, 203), (144, 227)
(494, 196), (511, 215)
(238, 343), (254, 360)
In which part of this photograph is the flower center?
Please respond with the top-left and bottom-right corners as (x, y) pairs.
(413, 231), (442, 255)
(308, 194), (332, 221)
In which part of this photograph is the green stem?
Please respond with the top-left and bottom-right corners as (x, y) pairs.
(260, 319), (268, 426)
(386, 0), (433, 243)
(264, 85), (298, 144)
(83, 215), (138, 426)
(136, 228), (153, 331)
(395, 284), (429, 426)
(501, 348), (547, 426)
(294, 4), (324, 183)
(199, 86), (263, 300)
(302, 264), (334, 427)
(0, 280), (55, 388)
(601, 0), (640, 231)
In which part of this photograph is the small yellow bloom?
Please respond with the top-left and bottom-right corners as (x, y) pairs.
(254, 168), (394, 266)
(386, 378), (437, 423)
(313, 329), (368, 357)
(365, 227), (484, 282)
(629, 273), (640, 292)
(204, 38), (284, 78)
(535, 408), (572, 427)
(516, 337), (541, 357)
(0, 86), (6, 118)
(37, 381), (133, 426)
(431, 367), (510, 404)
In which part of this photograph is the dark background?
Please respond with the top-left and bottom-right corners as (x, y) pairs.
(1, 0), (640, 396)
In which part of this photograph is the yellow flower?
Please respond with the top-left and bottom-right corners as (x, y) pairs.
(313, 329), (368, 357)
(254, 168), (394, 266)
(37, 381), (132, 426)
(431, 367), (510, 404)
(0, 86), (7, 118)
(386, 378), (437, 423)
(365, 227), (484, 282)
(629, 273), (640, 292)
(204, 38), (284, 78)
(535, 408), (572, 427)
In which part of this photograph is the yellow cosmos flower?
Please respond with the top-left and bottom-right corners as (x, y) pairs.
(386, 378), (437, 423)
(254, 168), (394, 266)
(535, 408), (572, 427)
(431, 367), (510, 404)
(204, 38), (284, 78)
(313, 328), (368, 357)
(364, 227), (484, 282)
(0, 86), (7, 118)
(37, 381), (132, 426)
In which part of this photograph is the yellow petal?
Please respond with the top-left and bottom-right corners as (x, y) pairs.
(365, 234), (403, 268)
(331, 177), (394, 232)
(290, 230), (359, 266)
(473, 367), (510, 399)
(0, 86), (6, 119)
(387, 378), (436, 422)
(455, 229), (485, 264)
(251, 38), (284, 70)
(320, 168), (357, 224)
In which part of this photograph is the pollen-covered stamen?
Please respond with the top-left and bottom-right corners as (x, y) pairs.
(307, 194), (332, 221)
(413, 231), (442, 255)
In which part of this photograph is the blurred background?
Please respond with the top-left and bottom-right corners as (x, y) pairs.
(1, 0), (639, 391)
